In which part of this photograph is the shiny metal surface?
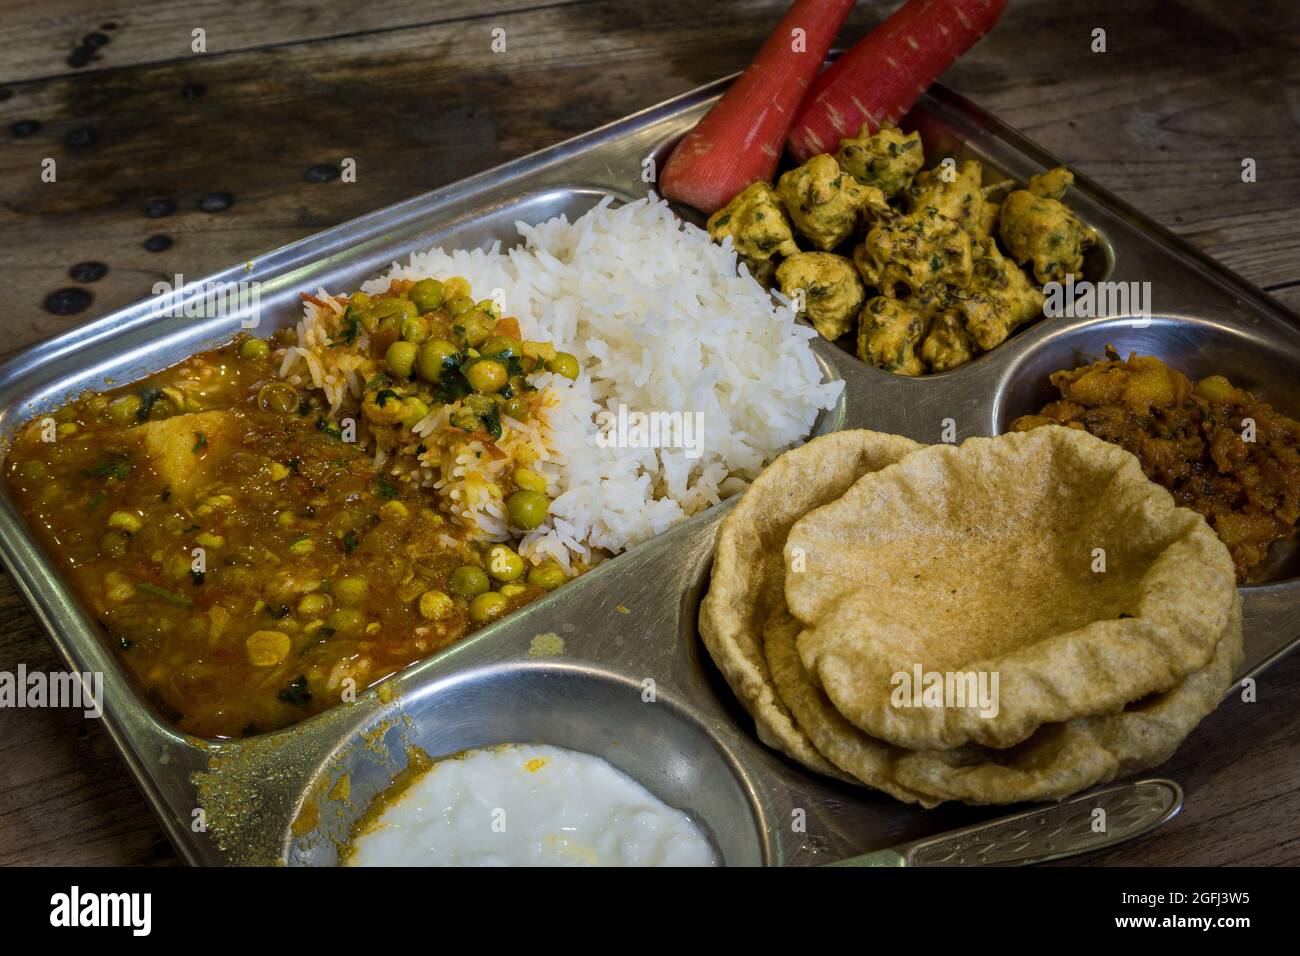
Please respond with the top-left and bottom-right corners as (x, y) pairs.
(831, 778), (1183, 867)
(0, 75), (1297, 867)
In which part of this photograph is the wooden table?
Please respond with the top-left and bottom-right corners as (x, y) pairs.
(1, 0), (1297, 866)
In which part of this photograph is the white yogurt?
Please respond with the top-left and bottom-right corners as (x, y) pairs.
(345, 744), (719, 867)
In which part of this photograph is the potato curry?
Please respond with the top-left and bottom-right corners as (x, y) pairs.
(1011, 350), (1300, 581)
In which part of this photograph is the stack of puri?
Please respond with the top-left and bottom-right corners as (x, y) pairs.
(699, 427), (1242, 806)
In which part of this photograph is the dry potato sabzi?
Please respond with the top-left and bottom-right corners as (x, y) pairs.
(1011, 350), (1300, 581)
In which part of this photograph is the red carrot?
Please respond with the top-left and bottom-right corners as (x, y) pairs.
(660, 0), (857, 215)
(788, 0), (1008, 161)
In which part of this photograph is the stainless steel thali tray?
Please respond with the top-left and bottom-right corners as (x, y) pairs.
(2, 75), (1298, 867)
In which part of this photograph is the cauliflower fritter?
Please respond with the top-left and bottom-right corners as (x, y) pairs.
(777, 154), (889, 251)
(920, 309), (975, 372)
(834, 123), (924, 199)
(1027, 166), (1076, 201)
(905, 281), (965, 322)
(906, 159), (1004, 242)
(998, 167), (1099, 284)
(775, 251), (865, 342)
(853, 206), (973, 296)
(856, 295), (926, 376)
(959, 239), (1046, 350)
(707, 182), (800, 280)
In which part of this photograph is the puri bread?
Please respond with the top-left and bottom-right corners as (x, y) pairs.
(766, 594), (1241, 805)
(698, 430), (920, 777)
(785, 426), (1237, 750)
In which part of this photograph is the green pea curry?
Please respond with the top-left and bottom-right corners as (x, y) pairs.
(3, 275), (580, 738)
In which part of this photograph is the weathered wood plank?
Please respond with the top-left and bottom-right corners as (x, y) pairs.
(0, 0), (584, 83)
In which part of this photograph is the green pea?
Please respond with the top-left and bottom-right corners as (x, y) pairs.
(448, 296), (476, 317)
(386, 340), (418, 379)
(469, 591), (508, 623)
(476, 298), (502, 319)
(326, 608), (366, 633)
(409, 278), (445, 314)
(401, 397), (430, 428)
(349, 292), (372, 309)
(465, 359), (508, 394)
(547, 352), (580, 380)
(503, 396), (529, 421)
(239, 337), (271, 361)
(298, 593), (333, 618)
(333, 577), (368, 606)
(513, 468), (547, 493)
(507, 490), (549, 530)
(449, 565), (490, 598)
(401, 315), (431, 344)
(99, 530), (129, 560)
(485, 544), (524, 582)
(353, 307), (378, 334)
(443, 277), (471, 301)
(482, 335), (518, 359)
(107, 395), (143, 426)
(418, 589), (455, 621)
(416, 339), (460, 383)
(456, 310), (493, 348)
(257, 382), (299, 414)
(373, 298), (418, 323)
(527, 561), (567, 591)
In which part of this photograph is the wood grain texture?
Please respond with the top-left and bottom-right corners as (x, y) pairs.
(0, 0), (1298, 866)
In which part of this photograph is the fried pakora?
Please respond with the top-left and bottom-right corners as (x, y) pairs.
(920, 310), (975, 372)
(853, 206), (973, 297)
(998, 168), (1099, 284)
(856, 296), (926, 376)
(707, 181), (800, 281)
(958, 238), (1046, 350)
(775, 252), (865, 342)
(906, 159), (1006, 242)
(778, 154), (890, 251)
(834, 123), (925, 199)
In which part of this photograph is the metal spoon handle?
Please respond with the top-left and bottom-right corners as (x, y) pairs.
(831, 778), (1183, 867)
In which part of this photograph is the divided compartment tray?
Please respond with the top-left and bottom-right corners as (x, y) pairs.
(1, 77), (1298, 866)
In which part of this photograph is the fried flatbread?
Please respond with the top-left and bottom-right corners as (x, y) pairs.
(786, 426), (1238, 750)
(893, 596), (1243, 803)
(766, 595), (1242, 805)
(763, 606), (938, 805)
(698, 430), (921, 778)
